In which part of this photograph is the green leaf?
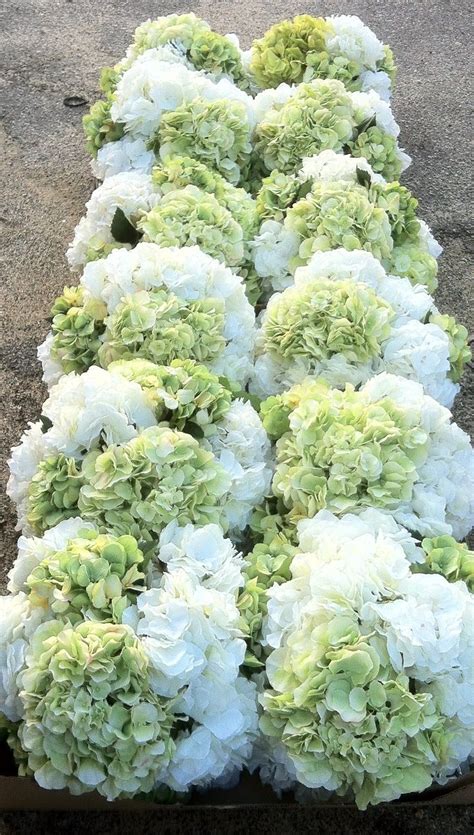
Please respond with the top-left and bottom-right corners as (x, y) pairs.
(110, 208), (143, 246)
(356, 167), (372, 188)
(297, 179), (313, 200)
(40, 415), (53, 433)
(355, 114), (377, 136)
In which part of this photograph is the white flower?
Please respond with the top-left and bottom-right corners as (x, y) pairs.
(326, 15), (385, 70)
(253, 83), (295, 123)
(92, 136), (156, 180)
(0, 593), (44, 722)
(205, 399), (273, 533)
(151, 521), (245, 594)
(360, 70), (392, 102)
(298, 149), (384, 185)
(40, 366), (156, 456)
(251, 219), (298, 287)
(67, 172), (161, 269)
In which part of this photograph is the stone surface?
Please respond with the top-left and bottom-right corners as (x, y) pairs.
(0, 0), (473, 828)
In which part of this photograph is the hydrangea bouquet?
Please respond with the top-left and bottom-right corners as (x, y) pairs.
(1, 10), (473, 811)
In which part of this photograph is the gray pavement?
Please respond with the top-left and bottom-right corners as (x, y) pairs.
(0, 0), (473, 828)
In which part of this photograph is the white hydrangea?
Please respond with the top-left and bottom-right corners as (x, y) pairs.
(109, 53), (255, 150)
(41, 243), (256, 387)
(39, 366), (156, 454)
(257, 512), (474, 806)
(93, 136), (156, 180)
(67, 172), (161, 269)
(360, 373), (474, 539)
(297, 148), (385, 185)
(253, 83), (295, 123)
(124, 570), (258, 792)
(8, 518), (94, 594)
(0, 593), (45, 722)
(326, 15), (385, 70)
(204, 399), (274, 533)
(251, 248), (458, 406)
(150, 521), (245, 594)
(359, 69), (392, 102)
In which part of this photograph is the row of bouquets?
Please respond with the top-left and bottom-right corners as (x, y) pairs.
(1, 13), (473, 809)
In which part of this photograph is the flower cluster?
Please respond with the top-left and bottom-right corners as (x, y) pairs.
(2, 11), (473, 811)
(249, 14), (395, 98)
(254, 510), (474, 808)
(252, 150), (440, 294)
(42, 242), (256, 386)
(261, 373), (474, 539)
(253, 80), (410, 182)
(251, 248), (467, 407)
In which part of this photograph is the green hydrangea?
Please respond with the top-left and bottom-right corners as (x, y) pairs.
(17, 621), (175, 799)
(414, 535), (474, 591)
(77, 426), (231, 543)
(256, 170), (304, 222)
(132, 12), (208, 56)
(83, 98), (124, 157)
(238, 537), (296, 667)
(25, 529), (147, 623)
(370, 181), (420, 244)
(265, 380), (428, 522)
(189, 29), (250, 89)
(249, 497), (298, 547)
(389, 242), (438, 293)
(249, 16), (334, 88)
(151, 99), (252, 186)
(286, 182), (393, 270)
(151, 157), (258, 239)
(139, 185), (244, 266)
(49, 286), (106, 375)
(429, 313), (471, 382)
(27, 455), (84, 535)
(263, 278), (394, 365)
(346, 124), (402, 181)
(98, 289), (226, 369)
(110, 357), (233, 432)
(254, 80), (355, 175)
(379, 44), (397, 84)
(261, 624), (439, 809)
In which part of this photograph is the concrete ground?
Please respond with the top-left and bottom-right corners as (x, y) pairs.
(0, 0), (473, 830)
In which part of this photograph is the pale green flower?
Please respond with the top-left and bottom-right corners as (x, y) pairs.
(370, 181), (420, 243)
(262, 278), (394, 365)
(25, 529), (147, 623)
(17, 621), (175, 799)
(77, 426), (231, 543)
(389, 242), (438, 293)
(265, 380), (429, 521)
(27, 455), (84, 535)
(49, 286), (107, 375)
(254, 80), (355, 175)
(153, 99), (252, 185)
(151, 156), (259, 241)
(139, 186), (244, 266)
(428, 314), (471, 383)
(250, 16), (335, 88)
(256, 170), (304, 222)
(347, 124), (403, 180)
(98, 288), (227, 369)
(286, 181), (393, 269)
(414, 535), (474, 591)
(110, 357), (233, 432)
(83, 98), (124, 157)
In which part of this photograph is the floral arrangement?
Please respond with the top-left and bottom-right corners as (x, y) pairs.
(1, 12), (472, 811)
